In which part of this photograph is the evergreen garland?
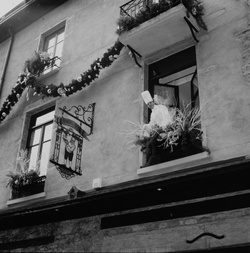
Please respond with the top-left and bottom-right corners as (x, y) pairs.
(0, 0), (208, 124)
(0, 40), (124, 123)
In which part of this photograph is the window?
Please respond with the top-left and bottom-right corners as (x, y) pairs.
(148, 46), (198, 109)
(40, 23), (65, 74)
(27, 107), (55, 175)
(144, 46), (202, 167)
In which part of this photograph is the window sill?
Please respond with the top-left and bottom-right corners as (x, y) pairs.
(7, 192), (46, 206)
(137, 151), (210, 176)
(37, 67), (59, 81)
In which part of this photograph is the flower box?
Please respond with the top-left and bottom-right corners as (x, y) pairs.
(143, 132), (204, 167)
(119, 3), (200, 57)
(11, 176), (46, 200)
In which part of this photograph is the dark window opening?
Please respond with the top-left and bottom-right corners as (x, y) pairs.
(143, 46), (203, 167)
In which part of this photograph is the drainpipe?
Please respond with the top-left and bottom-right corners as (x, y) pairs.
(0, 29), (14, 98)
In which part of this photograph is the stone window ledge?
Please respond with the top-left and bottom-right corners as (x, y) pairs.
(7, 192), (46, 206)
(138, 151), (210, 176)
(37, 67), (59, 81)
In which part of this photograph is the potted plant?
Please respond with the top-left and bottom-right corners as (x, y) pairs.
(116, 0), (207, 35)
(23, 51), (58, 76)
(131, 105), (207, 167)
(6, 150), (45, 199)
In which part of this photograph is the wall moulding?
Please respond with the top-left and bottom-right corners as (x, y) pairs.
(235, 28), (250, 82)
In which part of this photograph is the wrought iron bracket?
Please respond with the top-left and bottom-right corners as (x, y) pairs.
(50, 103), (96, 179)
(50, 160), (82, 179)
(184, 16), (199, 43)
(127, 45), (142, 68)
(59, 103), (95, 135)
(186, 232), (225, 244)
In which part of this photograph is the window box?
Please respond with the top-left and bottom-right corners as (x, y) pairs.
(11, 176), (46, 200)
(141, 129), (205, 167)
(119, 3), (199, 57)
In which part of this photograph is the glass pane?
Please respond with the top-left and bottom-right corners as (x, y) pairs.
(40, 141), (51, 175)
(47, 47), (55, 58)
(29, 128), (41, 146)
(36, 110), (54, 125)
(55, 41), (63, 58)
(47, 36), (56, 49)
(57, 31), (64, 43)
(29, 146), (39, 171)
(44, 124), (53, 141)
(179, 81), (191, 110)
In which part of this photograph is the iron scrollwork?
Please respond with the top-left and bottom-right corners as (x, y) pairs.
(186, 232), (225, 244)
(50, 103), (95, 179)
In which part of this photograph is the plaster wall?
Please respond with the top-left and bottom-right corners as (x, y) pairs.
(197, 0), (250, 160)
(0, 0), (250, 207)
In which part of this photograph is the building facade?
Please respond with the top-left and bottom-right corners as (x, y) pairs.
(0, 0), (250, 252)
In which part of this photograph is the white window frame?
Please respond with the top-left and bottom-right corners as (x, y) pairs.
(38, 20), (66, 77)
(27, 106), (55, 176)
(139, 45), (209, 173)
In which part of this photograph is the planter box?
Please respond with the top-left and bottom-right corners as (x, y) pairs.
(145, 141), (204, 167)
(11, 176), (46, 200)
(119, 4), (199, 57)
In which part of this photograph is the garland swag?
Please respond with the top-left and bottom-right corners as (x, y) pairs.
(0, 40), (124, 123)
(0, 0), (207, 124)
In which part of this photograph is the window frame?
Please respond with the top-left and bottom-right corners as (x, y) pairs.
(38, 20), (66, 76)
(141, 45), (204, 168)
(7, 102), (56, 204)
(19, 101), (56, 172)
(26, 106), (55, 176)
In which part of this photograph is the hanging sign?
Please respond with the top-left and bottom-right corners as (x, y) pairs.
(50, 103), (95, 179)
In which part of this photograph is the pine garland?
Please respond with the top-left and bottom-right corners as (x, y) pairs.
(0, 40), (124, 123)
(0, 0), (208, 124)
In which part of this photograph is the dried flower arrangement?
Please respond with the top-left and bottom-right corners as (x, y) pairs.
(128, 104), (207, 166)
(23, 51), (56, 76)
(6, 150), (41, 193)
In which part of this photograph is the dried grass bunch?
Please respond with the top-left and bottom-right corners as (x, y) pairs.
(6, 150), (40, 191)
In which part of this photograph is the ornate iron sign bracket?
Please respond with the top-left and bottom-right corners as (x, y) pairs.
(50, 103), (95, 179)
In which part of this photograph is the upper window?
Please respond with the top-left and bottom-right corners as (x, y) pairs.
(39, 22), (65, 74)
(142, 46), (203, 167)
(148, 47), (198, 109)
(27, 107), (55, 176)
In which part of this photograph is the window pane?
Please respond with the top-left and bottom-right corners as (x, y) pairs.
(57, 31), (64, 43)
(29, 146), (39, 171)
(29, 128), (41, 146)
(179, 81), (191, 110)
(55, 41), (63, 58)
(36, 110), (54, 125)
(44, 124), (53, 142)
(40, 141), (51, 175)
(47, 36), (56, 49)
(47, 47), (55, 58)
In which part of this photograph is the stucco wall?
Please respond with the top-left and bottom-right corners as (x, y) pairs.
(0, 0), (250, 208)
(198, 0), (250, 161)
